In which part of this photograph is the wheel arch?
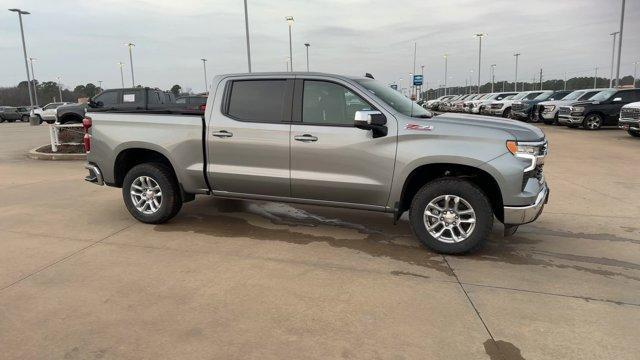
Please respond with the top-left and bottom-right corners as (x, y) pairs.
(395, 162), (504, 222)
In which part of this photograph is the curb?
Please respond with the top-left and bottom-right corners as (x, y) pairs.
(28, 147), (87, 161)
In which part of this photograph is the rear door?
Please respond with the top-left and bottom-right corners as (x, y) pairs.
(289, 77), (396, 207)
(208, 76), (293, 197)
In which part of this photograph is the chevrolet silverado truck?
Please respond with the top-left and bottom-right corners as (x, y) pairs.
(537, 89), (604, 125)
(558, 88), (640, 129)
(83, 72), (549, 254)
(619, 101), (640, 137)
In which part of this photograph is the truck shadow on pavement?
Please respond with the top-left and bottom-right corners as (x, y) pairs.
(154, 198), (640, 286)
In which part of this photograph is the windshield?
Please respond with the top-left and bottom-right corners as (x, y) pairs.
(579, 91), (599, 100)
(512, 92), (528, 100)
(533, 92), (553, 101)
(589, 90), (616, 101)
(356, 79), (431, 117)
(562, 91), (585, 101)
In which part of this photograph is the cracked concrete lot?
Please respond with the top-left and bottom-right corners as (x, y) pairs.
(0, 122), (639, 359)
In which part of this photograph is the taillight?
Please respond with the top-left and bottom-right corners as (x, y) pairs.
(199, 104), (206, 111)
(83, 116), (92, 152)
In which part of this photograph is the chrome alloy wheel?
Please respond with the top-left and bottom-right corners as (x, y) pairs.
(423, 195), (476, 243)
(130, 176), (163, 214)
(585, 115), (601, 129)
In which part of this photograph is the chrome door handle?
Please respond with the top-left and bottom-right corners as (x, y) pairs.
(294, 134), (318, 142)
(212, 130), (233, 138)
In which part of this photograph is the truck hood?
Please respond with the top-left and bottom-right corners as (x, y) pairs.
(434, 113), (545, 141)
(56, 102), (88, 114)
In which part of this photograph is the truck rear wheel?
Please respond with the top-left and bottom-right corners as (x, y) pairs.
(628, 129), (640, 137)
(409, 178), (493, 254)
(122, 163), (182, 224)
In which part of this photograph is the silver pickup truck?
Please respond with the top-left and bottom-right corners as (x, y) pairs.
(83, 72), (549, 254)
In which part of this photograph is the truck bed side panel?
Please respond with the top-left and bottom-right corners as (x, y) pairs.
(88, 113), (208, 194)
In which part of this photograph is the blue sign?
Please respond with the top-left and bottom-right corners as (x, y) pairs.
(413, 75), (424, 86)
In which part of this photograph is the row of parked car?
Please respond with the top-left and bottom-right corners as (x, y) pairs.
(0, 88), (208, 125)
(423, 87), (640, 137)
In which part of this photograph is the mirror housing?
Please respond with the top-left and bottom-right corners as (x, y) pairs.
(354, 110), (387, 138)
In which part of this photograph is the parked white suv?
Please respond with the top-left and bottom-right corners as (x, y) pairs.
(31, 102), (69, 124)
(487, 91), (541, 118)
(619, 101), (640, 137)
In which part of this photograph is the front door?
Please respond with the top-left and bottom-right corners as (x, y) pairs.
(208, 77), (293, 197)
(290, 79), (396, 207)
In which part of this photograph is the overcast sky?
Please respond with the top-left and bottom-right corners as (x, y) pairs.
(1, 0), (639, 92)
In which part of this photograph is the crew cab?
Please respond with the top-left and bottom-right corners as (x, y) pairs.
(31, 102), (69, 124)
(536, 89), (604, 125)
(619, 101), (640, 137)
(84, 72), (549, 254)
(558, 88), (640, 129)
(511, 90), (571, 122)
(489, 91), (542, 118)
(0, 106), (21, 122)
(475, 92), (518, 115)
(56, 87), (183, 124)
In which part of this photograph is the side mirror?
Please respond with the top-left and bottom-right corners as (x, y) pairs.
(354, 110), (387, 138)
(612, 97), (622, 102)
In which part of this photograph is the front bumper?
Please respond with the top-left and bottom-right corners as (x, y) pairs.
(618, 119), (640, 131)
(84, 163), (104, 186)
(558, 115), (584, 125)
(503, 184), (549, 225)
(511, 110), (531, 120)
(540, 110), (557, 120)
(490, 108), (504, 116)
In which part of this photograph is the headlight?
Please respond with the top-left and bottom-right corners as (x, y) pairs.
(543, 105), (555, 112)
(571, 106), (585, 114)
(506, 140), (547, 172)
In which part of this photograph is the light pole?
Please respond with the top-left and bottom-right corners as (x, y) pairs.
(514, 53), (521, 92)
(420, 65), (425, 99)
(609, 32), (619, 87)
(468, 69), (474, 94)
(285, 16), (294, 72)
(475, 33), (485, 93)
(443, 54), (448, 96)
(56, 76), (63, 102)
(201, 58), (208, 92)
(594, 66), (598, 89)
(614, 0), (626, 87)
(304, 43), (310, 71)
(29, 57), (38, 106)
(125, 42), (135, 86)
(539, 68), (543, 90)
(9, 8), (34, 107)
(633, 61), (639, 88)
(490, 64), (496, 93)
(243, 0), (252, 72)
(98, 80), (103, 91)
(117, 62), (125, 89)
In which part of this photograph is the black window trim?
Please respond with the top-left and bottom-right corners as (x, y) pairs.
(292, 78), (379, 128)
(221, 78), (294, 124)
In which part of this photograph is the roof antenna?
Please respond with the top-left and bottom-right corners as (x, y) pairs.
(365, 73), (374, 79)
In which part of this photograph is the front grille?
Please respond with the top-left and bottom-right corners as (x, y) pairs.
(512, 103), (524, 111)
(558, 106), (571, 116)
(490, 103), (503, 109)
(620, 108), (640, 120)
(522, 164), (544, 190)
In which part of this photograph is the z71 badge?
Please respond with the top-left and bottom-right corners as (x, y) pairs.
(405, 124), (433, 131)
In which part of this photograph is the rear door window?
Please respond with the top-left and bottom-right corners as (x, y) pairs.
(93, 91), (119, 106)
(227, 80), (287, 122)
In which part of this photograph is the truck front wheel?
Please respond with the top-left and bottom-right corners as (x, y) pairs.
(409, 178), (493, 254)
(122, 163), (182, 224)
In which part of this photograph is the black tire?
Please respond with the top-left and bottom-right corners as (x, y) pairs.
(21, 115), (29, 122)
(629, 129), (640, 138)
(553, 113), (560, 125)
(582, 113), (603, 130)
(502, 107), (511, 118)
(0, 118), (5, 123)
(122, 163), (182, 224)
(409, 178), (493, 254)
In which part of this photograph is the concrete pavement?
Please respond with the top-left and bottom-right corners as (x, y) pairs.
(0, 122), (638, 359)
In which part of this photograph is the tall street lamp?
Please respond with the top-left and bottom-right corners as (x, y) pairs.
(29, 57), (38, 106)
(201, 58), (208, 92)
(285, 16), (294, 72)
(475, 33), (485, 93)
(98, 80), (103, 90)
(443, 54), (448, 96)
(633, 61), (639, 88)
(514, 53), (521, 91)
(593, 66), (599, 89)
(304, 43), (310, 71)
(614, 0), (626, 87)
(125, 42), (136, 86)
(117, 62), (125, 89)
(490, 64), (496, 93)
(8, 8), (34, 107)
(243, 0), (252, 72)
(609, 31), (619, 87)
(56, 76), (63, 102)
